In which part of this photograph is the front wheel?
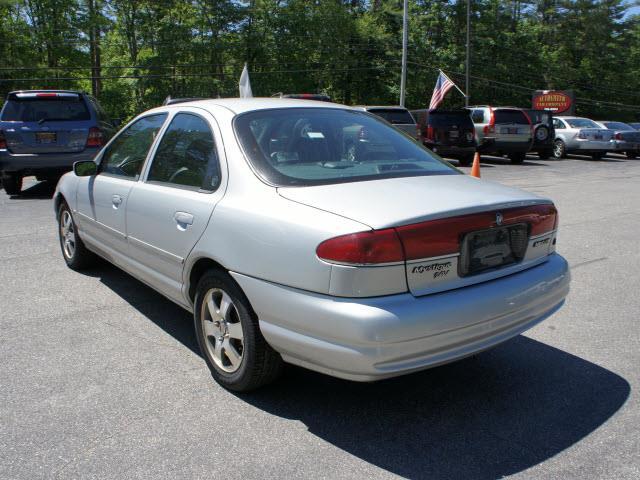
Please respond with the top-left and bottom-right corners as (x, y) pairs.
(194, 270), (283, 392)
(508, 152), (526, 164)
(58, 202), (96, 270)
(553, 140), (566, 159)
(2, 174), (22, 195)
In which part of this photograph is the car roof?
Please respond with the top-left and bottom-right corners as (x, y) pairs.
(8, 89), (84, 95)
(153, 97), (354, 115)
(555, 116), (590, 120)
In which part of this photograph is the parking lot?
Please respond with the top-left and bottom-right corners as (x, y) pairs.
(1, 153), (639, 479)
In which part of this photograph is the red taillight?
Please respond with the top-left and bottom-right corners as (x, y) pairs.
(0, 130), (6, 149)
(316, 229), (404, 265)
(396, 205), (557, 260)
(615, 132), (623, 140)
(426, 125), (434, 141)
(86, 127), (104, 147)
(317, 205), (557, 265)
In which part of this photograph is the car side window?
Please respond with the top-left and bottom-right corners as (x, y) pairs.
(553, 118), (564, 129)
(471, 109), (485, 123)
(146, 113), (221, 192)
(100, 114), (167, 179)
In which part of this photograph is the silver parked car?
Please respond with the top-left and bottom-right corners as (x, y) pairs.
(467, 106), (533, 164)
(594, 121), (640, 159)
(552, 116), (614, 160)
(54, 98), (570, 391)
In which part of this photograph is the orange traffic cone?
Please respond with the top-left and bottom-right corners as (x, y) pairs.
(470, 152), (481, 178)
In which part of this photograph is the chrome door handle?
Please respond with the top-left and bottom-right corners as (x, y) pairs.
(174, 211), (194, 227)
(112, 194), (123, 208)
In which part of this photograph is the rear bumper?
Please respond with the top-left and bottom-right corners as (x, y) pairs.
(0, 148), (100, 175)
(481, 139), (532, 154)
(610, 140), (640, 152)
(426, 143), (475, 157)
(566, 139), (613, 153)
(232, 254), (570, 381)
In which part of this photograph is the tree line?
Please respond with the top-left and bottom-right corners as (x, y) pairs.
(1, 0), (639, 122)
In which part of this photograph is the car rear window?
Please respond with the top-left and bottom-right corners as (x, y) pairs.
(494, 109), (529, 125)
(566, 118), (600, 129)
(1, 95), (90, 122)
(603, 122), (632, 130)
(234, 108), (458, 187)
(367, 109), (415, 125)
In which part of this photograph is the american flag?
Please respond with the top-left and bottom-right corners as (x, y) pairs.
(429, 71), (456, 110)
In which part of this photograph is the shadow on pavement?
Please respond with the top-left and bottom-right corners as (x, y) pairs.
(4, 178), (57, 199)
(86, 263), (629, 480)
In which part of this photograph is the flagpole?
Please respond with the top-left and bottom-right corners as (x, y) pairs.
(440, 69), (466, 98)
(399, 0), (408, 107)
(465, 0), (471, 106)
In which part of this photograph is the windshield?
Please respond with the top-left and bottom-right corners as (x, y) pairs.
(603, 121), (633, 130)
(367, 108), (415, 125)
(566, 118), (600, 129)
(234, 108), (458, 186)
(1, 96), (90, 122)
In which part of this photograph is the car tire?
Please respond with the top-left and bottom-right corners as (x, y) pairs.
(194, 269), (283, 392)
(626, 152), (637, 159)
(57, 202), (96, 270)
(538, 150), (551, 160)
(591, 152), (604, 160)
(458, 154), (474, 167)
(508, 152), (526, 164)
(553, 140), (566, 159)
(2, 174), (22, 195)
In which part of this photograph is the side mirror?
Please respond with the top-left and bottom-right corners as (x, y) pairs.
(73, 160), (98, 177)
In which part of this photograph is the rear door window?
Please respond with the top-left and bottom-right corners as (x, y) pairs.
(1, 95), (90, 122)
(367, 109), (415, 125)
(494, 110), (529, 125)
(147, 113), (221, 191)
(100, 114), (167, 179)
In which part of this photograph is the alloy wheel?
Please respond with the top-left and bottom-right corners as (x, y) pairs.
(60, 210), (76, 259)
(200, 288), (244, 373)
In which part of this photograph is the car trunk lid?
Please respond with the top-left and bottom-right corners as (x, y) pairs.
(289, 175), (557, 296)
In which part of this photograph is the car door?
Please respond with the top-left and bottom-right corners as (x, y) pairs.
(123, 110), (227, 305)
(75, 113), (167, 262)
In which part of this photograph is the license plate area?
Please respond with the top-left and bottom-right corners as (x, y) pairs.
(449, 130), (459, 138)
(35, 132), (57, 144)
(501, 127), (519, 134)
(459, 224), (529, 277)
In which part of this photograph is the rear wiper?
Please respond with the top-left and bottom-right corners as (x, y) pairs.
(321, 162), (355, 169)
(37, 118), (49, 124)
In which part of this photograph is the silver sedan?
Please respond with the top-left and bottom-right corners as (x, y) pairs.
(54, 98), (570, 391)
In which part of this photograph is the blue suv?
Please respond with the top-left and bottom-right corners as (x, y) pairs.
(0, 90), (116, 195)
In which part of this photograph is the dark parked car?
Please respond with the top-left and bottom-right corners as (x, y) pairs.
(628, 122), (640, 130)
(525, 109), (555, 159)
(411, 109), (476, 166)
(0, 90), (116, 195)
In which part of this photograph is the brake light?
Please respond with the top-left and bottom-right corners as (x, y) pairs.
(317, 205), (557, 265)
(36, 92), (58, 97)
(615, 133), (623, 140)
(0, 130), (6, 149)
(86, 127), (104, 147)
(316, 229), (404, 265)
(483, 107), (495, 135)
(426, 125), (434, 141)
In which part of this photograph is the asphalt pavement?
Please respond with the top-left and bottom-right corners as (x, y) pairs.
(1, 153), (639, 479)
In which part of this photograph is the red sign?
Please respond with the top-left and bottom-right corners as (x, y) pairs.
(532, 91), (573, 113)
